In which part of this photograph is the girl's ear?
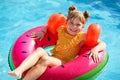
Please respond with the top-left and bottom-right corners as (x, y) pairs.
(82, 24), (84, 28)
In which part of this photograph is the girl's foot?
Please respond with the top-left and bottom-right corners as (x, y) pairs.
(8, 71), (22, 79)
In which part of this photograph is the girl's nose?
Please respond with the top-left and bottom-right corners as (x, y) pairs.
(73, 24), (77, 28)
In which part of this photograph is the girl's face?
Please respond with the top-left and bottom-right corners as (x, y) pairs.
(66, 18), (84, 35)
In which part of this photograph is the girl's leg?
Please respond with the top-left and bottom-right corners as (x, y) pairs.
(8, 47), (48, 79)
(23, 56), (62, 80)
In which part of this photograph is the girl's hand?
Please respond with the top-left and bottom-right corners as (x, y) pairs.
(89, 48), (99, 63)
(30, 32), (45, 41)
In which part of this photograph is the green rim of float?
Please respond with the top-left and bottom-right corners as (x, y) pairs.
(74, 53), (109, 80)
(8, 46), (109, 80)
(8, 47), (16, 71)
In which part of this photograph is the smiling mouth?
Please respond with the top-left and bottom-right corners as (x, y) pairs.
(70, 28), (77, 32)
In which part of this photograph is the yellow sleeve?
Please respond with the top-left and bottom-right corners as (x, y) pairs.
(57, 26), (64, 33)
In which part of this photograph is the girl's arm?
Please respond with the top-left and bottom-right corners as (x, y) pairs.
(41, 26), (47, 33)
(89, 40), (106, 63)
(94, 40), (106, 52)
(30, 26), (47, 40)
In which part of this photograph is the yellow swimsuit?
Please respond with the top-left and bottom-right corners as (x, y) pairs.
(51, 26), (85, 63)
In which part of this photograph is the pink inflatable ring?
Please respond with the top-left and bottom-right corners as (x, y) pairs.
(8, 26), (108, 80)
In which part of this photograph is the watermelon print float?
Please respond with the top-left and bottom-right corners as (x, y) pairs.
(8, 13), (108, 80)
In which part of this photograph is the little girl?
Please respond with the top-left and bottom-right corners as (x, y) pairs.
(8, 5), (106, 80)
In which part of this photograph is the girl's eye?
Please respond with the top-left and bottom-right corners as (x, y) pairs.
(76, 24), (81, 27)
(70, 22), (73, 25)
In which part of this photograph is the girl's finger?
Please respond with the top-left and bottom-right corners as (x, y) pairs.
(30, 32), (36, 38)
(39, 34), (44, 41)
(94, 54), (99, 63)
(89, 52), (93, 59)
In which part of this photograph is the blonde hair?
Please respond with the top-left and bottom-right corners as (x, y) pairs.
(67, 5), (90, 24)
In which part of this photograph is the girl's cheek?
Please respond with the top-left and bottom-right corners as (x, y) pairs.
(78, 27), (82, 31)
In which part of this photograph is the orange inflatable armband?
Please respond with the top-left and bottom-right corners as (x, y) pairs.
(47, 13), (66, 36)
(86, 23), (101, 47)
